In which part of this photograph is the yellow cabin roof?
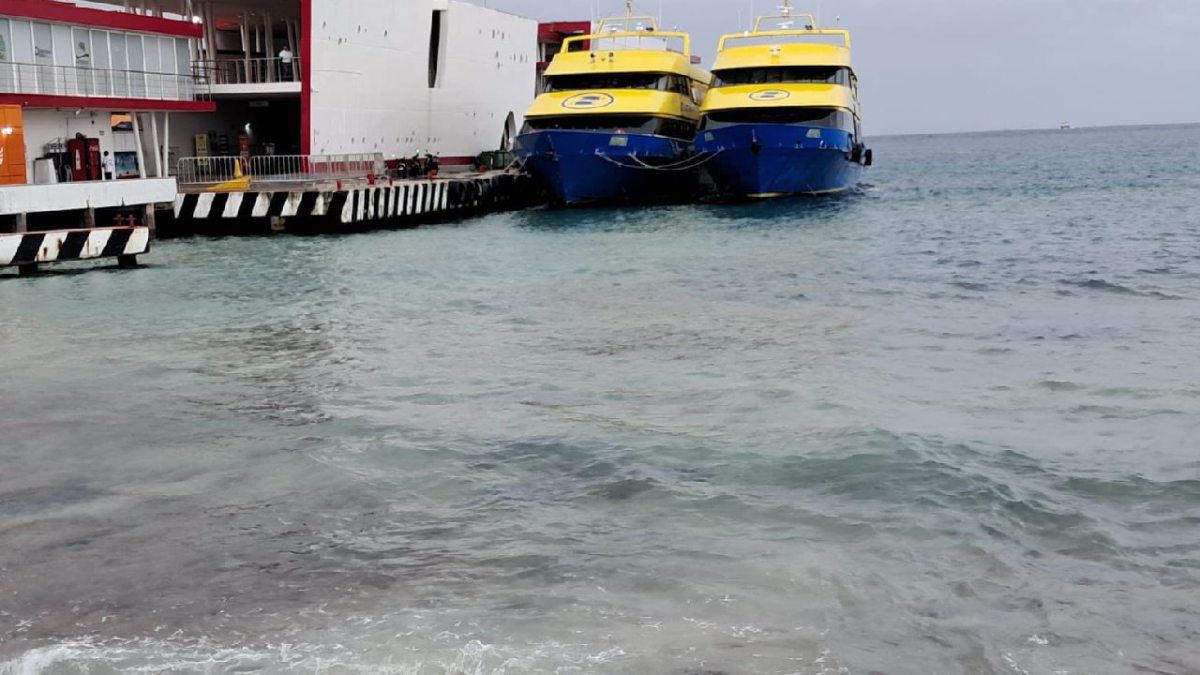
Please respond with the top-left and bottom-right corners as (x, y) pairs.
(526, 89), (701, 121)
(701, 83), (857, 115)
(546, 49), (708, 82)
(712, 42), (852, 72)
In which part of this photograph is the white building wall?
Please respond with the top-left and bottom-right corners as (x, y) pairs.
(309, 0), (536, 159)
(20, 110), (124, 179)
(430, 1), (537, 155)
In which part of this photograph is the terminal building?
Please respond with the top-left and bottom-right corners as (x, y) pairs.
(1, 0), (547, 195)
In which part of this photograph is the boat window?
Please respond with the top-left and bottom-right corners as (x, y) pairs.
(523, 116), (659, 134)
(700, 107), (855, 132)
(713, 66), (851, 87)
(522, 116), (696, 140)
(543, 72), (696, 94)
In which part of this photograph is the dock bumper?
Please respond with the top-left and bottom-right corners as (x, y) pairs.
(1, 226), (150, 273)
(168, 172), (539, 236)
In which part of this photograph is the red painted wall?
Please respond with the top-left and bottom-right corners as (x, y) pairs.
(1, 0), (203, 38)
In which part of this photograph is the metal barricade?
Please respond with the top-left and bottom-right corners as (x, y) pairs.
(176, 156), (244, 186)
(176, 154), (385, 186)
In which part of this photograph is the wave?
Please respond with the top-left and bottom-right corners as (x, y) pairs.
(0, 637), (603, 675)
(1059, 278), (1183, 299)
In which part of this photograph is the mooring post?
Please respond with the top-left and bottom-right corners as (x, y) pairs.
(143, 204), (157, 238)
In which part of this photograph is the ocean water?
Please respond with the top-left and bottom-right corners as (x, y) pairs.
(1, 124), (1199, 674)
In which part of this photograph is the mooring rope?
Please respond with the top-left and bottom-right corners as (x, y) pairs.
(593, 149), (723, 172)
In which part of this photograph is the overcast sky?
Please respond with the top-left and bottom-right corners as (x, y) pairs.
(477, 0), (1200, 135)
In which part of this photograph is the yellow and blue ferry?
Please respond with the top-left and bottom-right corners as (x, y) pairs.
(513, 5), (710, 205)
(695, 2), (871, 198)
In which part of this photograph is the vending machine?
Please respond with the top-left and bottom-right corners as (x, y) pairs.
(67, 137), (102, 182)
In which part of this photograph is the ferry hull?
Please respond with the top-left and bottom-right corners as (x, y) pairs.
(695, 124), (865, 198)
(515, 130), (699, 206)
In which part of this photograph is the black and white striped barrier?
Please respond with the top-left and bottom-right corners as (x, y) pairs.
(171, 173), (535, 235)
(1, 226), (150, 271)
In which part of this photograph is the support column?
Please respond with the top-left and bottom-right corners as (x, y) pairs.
(14, 213), (28, 233)
(82, 207), (96, 229)
(265, 11), (275, 82)
(206, 2), (218, 65)
(162, 112), (171, 177)
(131, 112), (147, 179)
(150, 112), (163, 178)
(143, 203), (157, 239)
(241, 10), (251, 84)
(285, 19), (297, 82)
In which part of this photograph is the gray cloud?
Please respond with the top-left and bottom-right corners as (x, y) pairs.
(476, 0), (1200, 135)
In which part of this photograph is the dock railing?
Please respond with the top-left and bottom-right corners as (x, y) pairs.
(177, 154), (386, 186)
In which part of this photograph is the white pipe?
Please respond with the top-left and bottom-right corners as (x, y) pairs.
(265, 10), (275, 82)
(150, 112), (162, 178)
(131, 112), (147, 179)
(162, 112), (171, 177)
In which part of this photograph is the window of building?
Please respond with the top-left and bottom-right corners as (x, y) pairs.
(91, 30), (110, 96)
(428, 10), (446, 88)
(32, 23), (55, 94)
(109, 32), (128, 96)
(0, 20), (194, 100)
(157, 36), (176, 98)
(52, 24), (71, 67)
(0, 19), (11, 94)
(127, 34), (146, 97)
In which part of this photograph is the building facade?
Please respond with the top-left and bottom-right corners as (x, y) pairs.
(2, 0), (552, 187)
(0, 0), (212, 185)
(70, 0), (541, 170)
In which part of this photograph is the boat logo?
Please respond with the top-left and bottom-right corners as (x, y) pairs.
(562, 93), (616, 110)
(749, 89), (791, 102)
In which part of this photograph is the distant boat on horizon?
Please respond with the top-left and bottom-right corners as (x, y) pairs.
(1060, 121), (1073, 130)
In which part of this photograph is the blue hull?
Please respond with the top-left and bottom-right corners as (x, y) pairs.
(694, 124), (865, 198)
(514, 130), (700, 206)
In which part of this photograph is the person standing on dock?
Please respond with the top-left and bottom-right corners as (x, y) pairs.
(279, 46), (294, 82)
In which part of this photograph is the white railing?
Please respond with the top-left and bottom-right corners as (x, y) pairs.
(176, 154), (385, 185)
(0, 62), (208, 101)
(193, 58), (301, 86)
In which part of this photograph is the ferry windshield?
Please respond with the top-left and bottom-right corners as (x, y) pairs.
(544, 73), (694, 95)
(713, 66), (851, 87)
(522, 116), (697, 140)
(700, 107), (855, 132)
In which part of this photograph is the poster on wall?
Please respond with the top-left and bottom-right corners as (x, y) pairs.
(195, 133), (210, 168)
(111, 114), (134, 132)
(114, 151), (139, 179)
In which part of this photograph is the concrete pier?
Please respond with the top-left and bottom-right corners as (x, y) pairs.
(0, 179), (174, 275)
(165, 172), (538, 237)
(1, 226), (151, 275)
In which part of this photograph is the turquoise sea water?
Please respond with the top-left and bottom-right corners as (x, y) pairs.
(1, 124), (1198, 674)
